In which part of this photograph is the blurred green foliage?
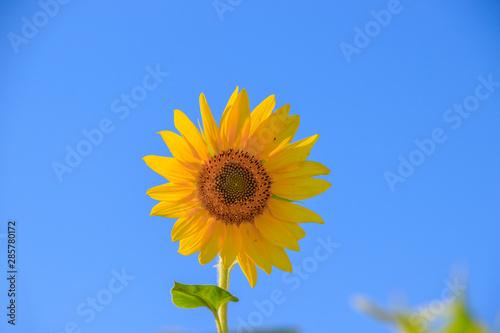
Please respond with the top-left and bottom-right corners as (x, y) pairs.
(356, 296), (490, 333)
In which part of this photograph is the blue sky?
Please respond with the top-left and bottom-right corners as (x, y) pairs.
(1, 1), (500, 332)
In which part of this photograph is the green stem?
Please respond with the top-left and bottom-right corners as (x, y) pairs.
(215, 315), (223, 333)
(217, 256), (231, 333)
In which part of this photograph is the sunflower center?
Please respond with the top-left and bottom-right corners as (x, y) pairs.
(215, 162), (256, 204)
(197, 149), (272, 225)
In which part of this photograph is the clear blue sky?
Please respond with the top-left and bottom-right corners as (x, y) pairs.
(1, 1), (500, 332)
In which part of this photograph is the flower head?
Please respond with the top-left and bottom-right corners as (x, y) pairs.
(144, 87), (331, 287)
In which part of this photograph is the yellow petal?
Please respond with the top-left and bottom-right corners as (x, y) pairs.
(240, 223), (272, 275)
(267, 199), (324, 224)
(219, 87), (239, 148)
(253, 214), (300, 251)
(199, 220), (224, 265)
(265, 134), (320, 173)
(250, 94), (275, 135)
(150, 200), (199, 218)
(178, 227), (206, 256)
(245, 104), (290, 158)
(284, 222), (306, 240)
(146, 182), (196, 202)
(143, 155), (196, 182)
(259, 113), (299, 159)
(157, 131), (200, 168)
(171, 211), (208, 242)
(272, 161), (330, 181)
(273, 178), (331, 201)
(220, 223), (242, 269)
(199, 93), (222, 152)
(268, 115), (300, 158)
(237, 252), (257, 288)
(174, 109), (209, 160)
(239, 112), (252, 147)
(225, 86), (239, 111)
(235, 89), (252, 147)
(223, 89), (250, 148)
(266, 243), (292, 273)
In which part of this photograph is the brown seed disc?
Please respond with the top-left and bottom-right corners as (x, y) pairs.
(197, 149), (272, 225)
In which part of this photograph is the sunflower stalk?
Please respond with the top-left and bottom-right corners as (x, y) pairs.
(217, 256), (233, 333)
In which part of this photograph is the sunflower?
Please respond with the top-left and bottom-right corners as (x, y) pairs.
(144, 87), (331, 287)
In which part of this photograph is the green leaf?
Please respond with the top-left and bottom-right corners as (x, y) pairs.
(441, 299), (488, 333)
(171, 281), (239, 318)
(272, 194), (304, 204)
(355, 295), (490, 333)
